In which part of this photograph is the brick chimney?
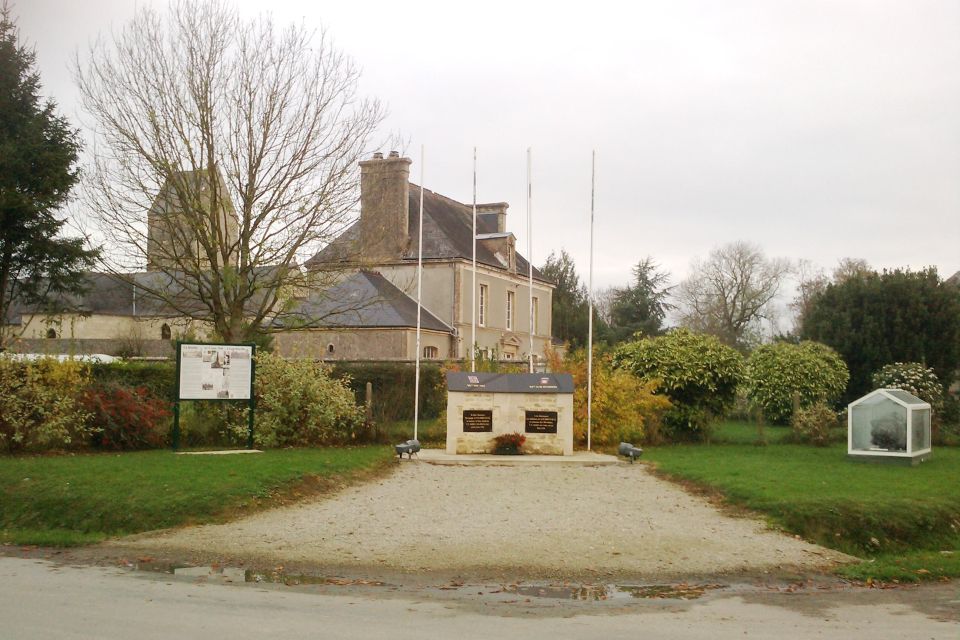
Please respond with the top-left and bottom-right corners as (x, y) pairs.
(359, 151), (412, 262)
(477, 202), (508, 233)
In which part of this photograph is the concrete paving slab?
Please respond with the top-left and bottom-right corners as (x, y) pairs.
(176, 449), (263, 455)
(414, 448), (621, 466)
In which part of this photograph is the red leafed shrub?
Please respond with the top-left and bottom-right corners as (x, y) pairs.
(83, 384), (172, 450)
(492, 432), (526, 455)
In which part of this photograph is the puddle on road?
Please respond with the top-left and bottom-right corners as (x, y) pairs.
(132, 560), (723, 603)
(502, 583), (723, 601)
(134, 561), (387, 587)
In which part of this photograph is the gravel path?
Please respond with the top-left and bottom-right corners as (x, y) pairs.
(111, 463), (852, 579)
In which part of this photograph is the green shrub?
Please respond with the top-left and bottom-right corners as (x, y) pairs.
(547, 347), (671, 446)
(0, 357), (93, 453)
(612, 328), (744, 441)
(745, 341), (849, 424)
(790, 402), (840, 446)
(83, 383), (172, 450)
(250, 353), (364, 447)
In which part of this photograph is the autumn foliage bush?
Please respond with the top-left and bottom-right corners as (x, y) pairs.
(249, 353), (364, 447)
(548, 347), (671, 446)
(83, 383), (171, 450)
(0, 357), (93, 453)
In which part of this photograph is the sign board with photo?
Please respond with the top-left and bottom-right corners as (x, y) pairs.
(172, 342), (257, 451)
(178, 344), (254, 400)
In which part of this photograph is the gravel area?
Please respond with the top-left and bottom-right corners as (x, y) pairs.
(111, 463), (852, 579)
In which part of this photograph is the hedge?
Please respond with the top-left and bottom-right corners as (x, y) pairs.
(329, 362), (446, 422)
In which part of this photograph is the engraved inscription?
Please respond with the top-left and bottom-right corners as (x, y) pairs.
(525, 410), (558, 434)
(463, 409), (493, 432)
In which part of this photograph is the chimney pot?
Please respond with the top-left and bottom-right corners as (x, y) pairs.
(373, 152), (383, 159)
(388, 150), (400, 158)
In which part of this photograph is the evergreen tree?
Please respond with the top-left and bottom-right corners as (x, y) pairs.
(540, 249), (591, 349)
(607, 257), (673, 343)
(800, 267), (960, 402)
(0, 4), (97, 347)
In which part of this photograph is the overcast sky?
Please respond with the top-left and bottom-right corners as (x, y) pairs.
(17, 0), (960, 298)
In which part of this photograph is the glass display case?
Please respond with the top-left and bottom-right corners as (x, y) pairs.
(848, 389), (932, 464)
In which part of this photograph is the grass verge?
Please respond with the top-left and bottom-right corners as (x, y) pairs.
(645, 424), (960, 583)
(0, 446), (393, 547)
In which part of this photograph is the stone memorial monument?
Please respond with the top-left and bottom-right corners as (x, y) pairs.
(445, 372), (574, 455)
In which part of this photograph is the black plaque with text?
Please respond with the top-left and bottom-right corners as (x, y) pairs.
(525, 411), (558, 434)
(463, 410), (493, 432)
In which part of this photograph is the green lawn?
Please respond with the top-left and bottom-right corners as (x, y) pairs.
(645, 422), (960, 582)
(0, 446), (393, 547)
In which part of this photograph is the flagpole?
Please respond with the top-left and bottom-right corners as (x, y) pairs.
(414, 145), (425, 441)
(471, 147), (477, 372)
(587, 151), (595, 452)
(527, 147), (534, 374)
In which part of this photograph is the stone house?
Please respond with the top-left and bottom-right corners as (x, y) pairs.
(284, 152), (554, 362)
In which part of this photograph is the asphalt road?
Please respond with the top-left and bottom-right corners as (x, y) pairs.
(2, 557), (957, 639)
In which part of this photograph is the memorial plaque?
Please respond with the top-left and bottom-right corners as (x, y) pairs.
(463, 410), (493, 432)
(525, 411), (558, 434)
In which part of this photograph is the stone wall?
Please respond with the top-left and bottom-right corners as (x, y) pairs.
(10, 338), (174, 358)
(273, 327), (452, 361)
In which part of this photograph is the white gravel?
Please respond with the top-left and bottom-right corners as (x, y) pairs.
(111, 463), (852, 579)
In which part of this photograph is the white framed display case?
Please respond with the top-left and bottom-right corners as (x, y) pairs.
(848, 388), (931, 465)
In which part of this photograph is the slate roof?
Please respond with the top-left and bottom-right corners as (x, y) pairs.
(305, 184), (546, 282)
(3, 272), (185, 324)
(4, 269), (276, 324)
(274, 271), (451, 332)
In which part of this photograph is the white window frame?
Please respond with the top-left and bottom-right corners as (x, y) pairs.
(479, 284), (488, 327)
(506, 291), (515, 331)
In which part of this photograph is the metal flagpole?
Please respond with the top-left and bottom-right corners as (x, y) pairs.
(471, 147), (477, 372)
(414, 145), (425, 441)
(587, 151), (595, 451)
(527, 148), (534, 373)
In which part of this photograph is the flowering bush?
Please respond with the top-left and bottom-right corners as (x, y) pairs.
(612, 329), (744, 440)
(0, 357), (92, 453)
(745, 341), (849, 424)
(871, 363), (944, 412)
(83, 383), (171, 450)
(492, 432), (525, 455)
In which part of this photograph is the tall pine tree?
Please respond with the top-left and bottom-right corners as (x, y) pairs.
(0, 3), (97, 348)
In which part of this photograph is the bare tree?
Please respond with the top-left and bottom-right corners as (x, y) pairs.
(74, 0), (385, 342)
(832, 257), (871, 282)
(676, 241), (791, 350)
(789, 258), (828, 334)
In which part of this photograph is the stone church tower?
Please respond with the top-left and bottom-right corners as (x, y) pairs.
(146, 169), (239, 272)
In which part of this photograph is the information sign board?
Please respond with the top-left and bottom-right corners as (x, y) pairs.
(178, 344), (253, 400)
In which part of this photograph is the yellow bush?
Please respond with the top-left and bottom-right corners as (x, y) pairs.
(547, 347), (671, 446)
